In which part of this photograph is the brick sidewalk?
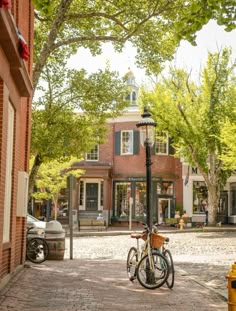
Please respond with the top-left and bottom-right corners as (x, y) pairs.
(0, 259), (227, 311)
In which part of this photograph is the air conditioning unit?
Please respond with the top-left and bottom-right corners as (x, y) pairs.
(16, 171), (29, 217)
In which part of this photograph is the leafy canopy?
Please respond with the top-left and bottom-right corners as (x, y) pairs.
(140, 48), (236, 224)
(31, 157), (83, 212)
(32, 0), (236, 90)
(31, 63), (128, 162)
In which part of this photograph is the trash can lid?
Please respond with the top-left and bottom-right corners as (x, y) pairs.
(46, 220), (63, 231)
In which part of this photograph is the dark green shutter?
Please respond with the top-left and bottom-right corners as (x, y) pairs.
(169, 137), (175, 155)
(133, 131), (139, 154)
(115, 131), (121, 155)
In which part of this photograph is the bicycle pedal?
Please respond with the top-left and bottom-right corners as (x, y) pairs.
(129, 276), (136, 282)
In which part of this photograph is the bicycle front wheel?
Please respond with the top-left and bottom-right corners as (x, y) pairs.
(127, 247), (138, 281)
(26, 238), (49, 264)
(137, 252), (169, 289)
(163, 249), (175, 289)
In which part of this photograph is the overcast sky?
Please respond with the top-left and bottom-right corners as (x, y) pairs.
(68, 20), (236, 84)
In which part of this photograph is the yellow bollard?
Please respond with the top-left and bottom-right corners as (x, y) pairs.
(179, 218), (185, 230)
(226, 262), (236, 310)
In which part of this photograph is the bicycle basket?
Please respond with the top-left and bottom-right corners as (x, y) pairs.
(141, 232), (165, 248)
(150, 233), (166, 248)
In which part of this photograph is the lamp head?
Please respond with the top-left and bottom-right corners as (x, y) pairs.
(136, 107), (156, 146)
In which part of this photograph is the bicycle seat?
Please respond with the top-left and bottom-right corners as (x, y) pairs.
(130, 233), (143, 239)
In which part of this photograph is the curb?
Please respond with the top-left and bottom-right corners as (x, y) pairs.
(66, 226), (236, 237)
(177, 267), (228, 301)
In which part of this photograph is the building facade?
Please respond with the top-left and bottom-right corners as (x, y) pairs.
(0, 0), (33, 288)
(73, 71), (183, 225)
(182, 164), (236, 224)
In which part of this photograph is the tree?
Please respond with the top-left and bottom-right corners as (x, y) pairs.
(31, 157), (83, 219)
(140, 48), (236, 225)
(29, 63), (128, 197)
(30, 0), (236, 199)
(175, 0), (236, 44)
(32, 0), (236, 91)
(220, 121), (236, 170)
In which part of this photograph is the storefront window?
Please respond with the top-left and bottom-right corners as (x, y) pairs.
(135, 182), (146, 217)
(157, 181), (173, 195)
(115, 182), (131, 217)
(193, 181), (208, 214)
(230, 183), (236, 215)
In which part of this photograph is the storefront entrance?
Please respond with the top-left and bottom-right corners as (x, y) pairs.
(158, 199), (171, 223)
(86, 183), (98, 211)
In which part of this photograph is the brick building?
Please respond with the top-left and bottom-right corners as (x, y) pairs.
(0, 0), (33, 288)
(73, 70), (183, 226)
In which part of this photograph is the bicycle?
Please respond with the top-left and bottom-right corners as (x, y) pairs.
(26, 227), (49, 264)
(152, 224), (175, 289)
(126, 223), (170, 289)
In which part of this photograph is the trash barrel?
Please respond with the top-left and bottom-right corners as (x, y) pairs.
(45, 220), (65, 260)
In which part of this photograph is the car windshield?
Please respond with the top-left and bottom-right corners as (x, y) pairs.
(27, 214), (40, 222)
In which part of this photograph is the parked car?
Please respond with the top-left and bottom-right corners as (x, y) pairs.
(27, 214), (47, 229)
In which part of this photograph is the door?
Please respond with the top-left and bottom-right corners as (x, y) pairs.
(158, 199), (170, 223)
(86, 183), (98, 211)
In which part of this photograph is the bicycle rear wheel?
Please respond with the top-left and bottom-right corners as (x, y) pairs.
(137, 252), (169, 289)
(127, 247), (138, 281)
(163, 249), (175, 288)
(26, 238), (49, 264)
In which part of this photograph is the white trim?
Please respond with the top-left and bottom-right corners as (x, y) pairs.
(3, 103), (14, 243)
(121, 130), (133, 155)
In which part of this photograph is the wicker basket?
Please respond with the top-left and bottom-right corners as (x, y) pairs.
(141, 233), (166, 248)
(151, 233), (166, 248)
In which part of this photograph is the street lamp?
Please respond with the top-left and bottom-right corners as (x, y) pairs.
(136, 107), (156, 229)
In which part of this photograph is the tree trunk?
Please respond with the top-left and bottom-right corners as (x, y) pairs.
(207, 184), (220, 226)
(28, 153), (43, 201)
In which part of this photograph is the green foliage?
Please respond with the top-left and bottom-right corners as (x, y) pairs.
(31, 64), (128, 162)
(31, 157), (83, 206)
(221, 121), (236, 170)
(33, 0), (236, 89)
(141, 48), (236, 223)
(175, 0), (236, 44)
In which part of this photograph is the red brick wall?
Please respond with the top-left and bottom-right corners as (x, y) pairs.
(0, 0), (33, 285)
(99, 120), (183, 207)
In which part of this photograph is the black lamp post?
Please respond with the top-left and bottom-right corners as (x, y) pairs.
(136, 107), (156, 229)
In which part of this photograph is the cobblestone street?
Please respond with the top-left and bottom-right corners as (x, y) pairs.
(65, 231), (236, 298)
(0, 230), (235, 310)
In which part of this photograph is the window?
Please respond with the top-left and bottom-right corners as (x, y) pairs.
(79, 181), (84, 206)
(155, 132), (168, 155)
(100, 181), (104, 207)
(86, 144), (99, 161)
(135, 182), (146, 217)
(157, 181), (173, 195)
(121, 130), (133, 155)
(3, 103), (14, 243)
(115, 182), (131, 217)
(230, 183), (236, 215)
(193, 181), (208, 214)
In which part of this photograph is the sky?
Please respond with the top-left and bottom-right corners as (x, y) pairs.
(68, 20), (236, 85)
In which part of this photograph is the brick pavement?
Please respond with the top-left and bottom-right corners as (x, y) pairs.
(0, 259), (227, 311)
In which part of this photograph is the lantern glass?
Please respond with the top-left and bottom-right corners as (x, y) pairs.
(139, 124), (156, 146)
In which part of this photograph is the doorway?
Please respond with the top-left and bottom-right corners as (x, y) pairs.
(158, 199), (171, 223)
(86, 183), (98, 211)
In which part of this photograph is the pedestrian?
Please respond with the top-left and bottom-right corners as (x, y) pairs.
(182, 210), (189, 218)
(174, 211), (180, 218)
